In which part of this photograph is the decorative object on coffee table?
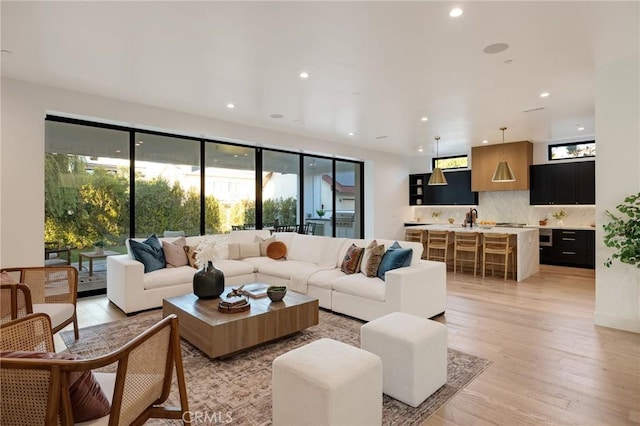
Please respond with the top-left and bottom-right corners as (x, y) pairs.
(193, 260), (225, 299)
(267, 285), (287, 302)
(218, 295), (250, 313)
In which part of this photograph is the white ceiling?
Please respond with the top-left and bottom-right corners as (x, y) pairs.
(2, 1), (638, 157)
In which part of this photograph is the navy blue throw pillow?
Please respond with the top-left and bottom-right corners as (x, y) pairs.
(129, 234), (166, 273)
(377, 241), (413, 281)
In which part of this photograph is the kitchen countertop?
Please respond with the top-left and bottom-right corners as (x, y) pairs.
(406, 222), (596, 231)
(408, 224), (537, 235)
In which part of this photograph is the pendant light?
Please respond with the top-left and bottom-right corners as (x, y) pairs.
(428, 136), (448, 185)
(492, 127), (516, 182)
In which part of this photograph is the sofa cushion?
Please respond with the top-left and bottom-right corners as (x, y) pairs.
(129, 234), (165, 273)
(361, 240), (385, 278)
(230, 229), (271, 243)
(340, 244), (365, 274)
(307, 268), (346, 289)
(144, 266), (195, 290)
(228, 242), (261, 259)
(32, 303), (74, 329)
(331, 274), (386, 302)
(257, 260), (320, 280)
(162, 237), (188, 268)
(377, 242), (413, 280)
(241, 256), (279, 271)
(212, 259), (255, 277)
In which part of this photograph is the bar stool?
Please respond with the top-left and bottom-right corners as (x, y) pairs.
(482, 233), (516, 281)
(454, 232), (482, 277)
(405, 228), (427, 258)
(426, 230), (453, 269)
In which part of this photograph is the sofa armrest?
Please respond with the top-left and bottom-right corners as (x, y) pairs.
(106, 254), (145, 314)
(384, 260), (446, 319)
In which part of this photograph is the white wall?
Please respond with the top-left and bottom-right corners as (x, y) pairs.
(0, 78), (410, 267)
(594, 56), (640, 333)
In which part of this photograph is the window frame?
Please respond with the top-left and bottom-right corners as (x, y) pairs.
(548, 140), (596, 161)
(431, 154), (469, 171)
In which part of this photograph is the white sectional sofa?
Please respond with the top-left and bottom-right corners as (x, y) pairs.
(107, 230), (446, 321)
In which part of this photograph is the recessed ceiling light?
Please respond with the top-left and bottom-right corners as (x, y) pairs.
(483, 43), (509, 54)
(348, 132), (355, 136)
(227, 103), (235, 109)
(577, 126), (585, 131)
(299, 71), (309, 79)
(449, 7), (463, 17)
(482, 140), (489, 144)
(418, 146), (424, 153)
(539, 92), (550, 98)
(269, 113), (284, 119)
(420, 117), (428, 122)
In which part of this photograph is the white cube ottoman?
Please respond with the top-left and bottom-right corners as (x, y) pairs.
(272, 338), (383, 426)
(361, 312), (447, 407)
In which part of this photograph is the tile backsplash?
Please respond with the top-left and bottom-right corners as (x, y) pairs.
(410, 190), (595, 226)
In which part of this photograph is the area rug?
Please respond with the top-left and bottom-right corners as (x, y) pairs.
(61, 310), (491, 425)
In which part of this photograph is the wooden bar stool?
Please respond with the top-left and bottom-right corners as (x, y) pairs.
(405, 228), (427, 258)
(454, 232), (482, 277)
(426, 230), (453, 268)
(482, 233), (516, 281)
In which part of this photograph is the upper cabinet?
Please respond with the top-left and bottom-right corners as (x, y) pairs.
(471, 141), (533, 191)
(409, 170), (478, 206)
(530, 161), (595, 205)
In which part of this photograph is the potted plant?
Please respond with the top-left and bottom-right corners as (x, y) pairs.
(94, 240), (105, 255)
(316, 209), (326, 218)
(603, 192), (640, 268)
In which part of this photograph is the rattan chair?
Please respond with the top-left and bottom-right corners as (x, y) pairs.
(0, 313), (191, 425)
(1, 266), (79, 340)
(1, 283), (33, 324)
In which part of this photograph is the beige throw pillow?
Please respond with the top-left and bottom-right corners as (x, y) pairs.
(228, 242), (261, 259)
(255, 235), (276, 256)
(361, 240), (385, 277)
(162, 237), (188, 268)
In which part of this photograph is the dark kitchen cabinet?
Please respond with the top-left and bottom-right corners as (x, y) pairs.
(547, 229), (595, 269)
(530, 161), (595, 205)
(409, 171), (478, 206)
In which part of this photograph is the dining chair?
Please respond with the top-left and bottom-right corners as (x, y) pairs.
(404, 228), (427, 258)
(0, 313), (191, 425)
(1, 266), (79, 340)
(482, 233), (516, 281)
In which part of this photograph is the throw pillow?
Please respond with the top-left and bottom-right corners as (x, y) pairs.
(377, 242), (413, 280)
(1, 271), (17, 284)
(183, 245), (198, 268)
(340, 244), (365, 275)
(227, 243), (240, 260)
(390, 241), (413, 267)
(255, 235), (276, 256)
(266, 241), (287, 260)
(162, 237), (188, 268)
(0, 351), (111, 422)
(361, 240), (385, 277)
(129, 234), (165, 273)
(239, 242), (261, 258)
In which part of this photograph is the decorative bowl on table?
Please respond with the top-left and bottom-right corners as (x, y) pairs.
(477, 221), (496, 229)
(267, 286), (287, 302)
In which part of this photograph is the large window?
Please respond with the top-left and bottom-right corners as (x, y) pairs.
(262, 150), (300, 227)
(205, 143), (256, 233)
(45, 116), (364, 240)
(45, 120), (130, 249)
(134, 133), (201, 237)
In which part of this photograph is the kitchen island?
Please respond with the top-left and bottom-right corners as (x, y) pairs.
(408, 224), (539, 281)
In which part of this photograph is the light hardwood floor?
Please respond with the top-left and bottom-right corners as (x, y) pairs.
(69, 265), (640, 425)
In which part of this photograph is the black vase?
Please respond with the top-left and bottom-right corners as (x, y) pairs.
(193, 261), (225, 299)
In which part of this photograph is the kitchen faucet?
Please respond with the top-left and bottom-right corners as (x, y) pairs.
(467, 208), (478, 227)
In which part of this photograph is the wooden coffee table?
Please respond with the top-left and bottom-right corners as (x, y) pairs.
(163, 287), (319, 358)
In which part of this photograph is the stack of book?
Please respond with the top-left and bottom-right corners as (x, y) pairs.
(218, 295), (250, 313)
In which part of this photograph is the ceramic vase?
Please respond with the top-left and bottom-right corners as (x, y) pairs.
(193, 260), (225, 299)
